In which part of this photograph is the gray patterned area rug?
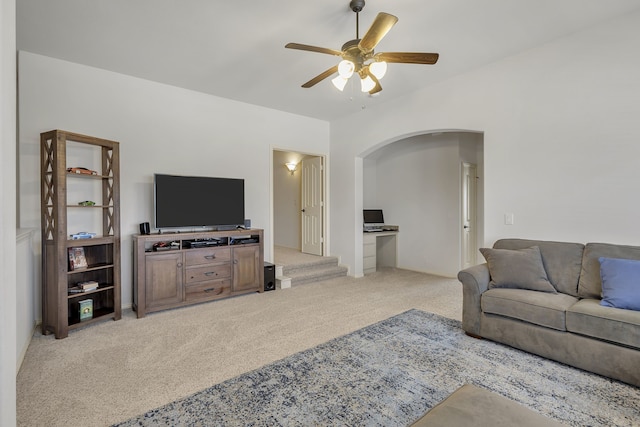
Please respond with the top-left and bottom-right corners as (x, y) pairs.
(115, 310), (639, 426)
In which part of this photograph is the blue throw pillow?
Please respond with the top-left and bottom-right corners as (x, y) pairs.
(599, 257), (640, 311)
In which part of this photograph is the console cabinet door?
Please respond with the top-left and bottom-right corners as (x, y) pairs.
(145, 252), (183, 308)
(232, 246), (260, 292)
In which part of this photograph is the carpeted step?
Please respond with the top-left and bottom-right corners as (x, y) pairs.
(282, 255), (339, 275)
(281, 256), (348, 286)
(288, 264), (349, 286)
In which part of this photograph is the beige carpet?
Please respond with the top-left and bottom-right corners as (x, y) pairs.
(274, 245), (328, 266)
(16, 268), (462, 426)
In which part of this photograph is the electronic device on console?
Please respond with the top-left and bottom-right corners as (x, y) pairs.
(152, 241), (180, 251)
(230, 236), (259, 245)
(184, 237), (224, 248)
(363, 209), (399, 232)
(363, 209), (384, 232)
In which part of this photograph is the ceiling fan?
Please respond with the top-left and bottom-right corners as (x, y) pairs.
(285, 0), (439, 95)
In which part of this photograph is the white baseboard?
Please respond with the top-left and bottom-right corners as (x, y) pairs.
(17, 321), (38, 373)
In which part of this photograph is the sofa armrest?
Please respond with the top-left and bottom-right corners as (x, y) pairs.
(457, 264), (491, 336)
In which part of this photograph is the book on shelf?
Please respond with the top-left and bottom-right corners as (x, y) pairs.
(68, 281), (100, 294)
(69, 287), (94, 294)
(68, 247), (88, 271)
(79, 299), (93, 321)
(78, 280), (99, 290)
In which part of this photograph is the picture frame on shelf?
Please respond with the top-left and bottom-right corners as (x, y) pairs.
(68, 247), (88, 271)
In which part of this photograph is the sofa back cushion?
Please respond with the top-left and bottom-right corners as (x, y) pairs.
(493, 239), (584, 296)
(479, 246), (557, 293)
(578, 243), (640, 299)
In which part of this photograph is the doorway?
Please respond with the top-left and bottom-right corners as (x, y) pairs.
(361, 131), (483, 277)
(273, 149), (326, 257)
(462, 162), (478, 269)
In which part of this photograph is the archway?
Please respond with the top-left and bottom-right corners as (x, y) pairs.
(356, 130), (484, 277)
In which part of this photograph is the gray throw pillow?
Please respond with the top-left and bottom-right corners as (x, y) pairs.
(479, 246), (557, 293)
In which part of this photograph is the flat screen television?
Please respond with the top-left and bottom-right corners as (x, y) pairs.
(363, 209), (384, 225)
(154, 174), (245, 230)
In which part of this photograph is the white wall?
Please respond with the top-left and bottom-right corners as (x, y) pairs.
(273, 150), (302, 249)
(362, 158), (378, 207)
(363, 133), (482, 277)
(1, 0), (17, 424)
(18, 52), (330, 313)
(330, 10), (640, 276)
(15, 229), (36, 368)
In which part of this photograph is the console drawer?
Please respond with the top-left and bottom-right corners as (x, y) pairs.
(185, 279), (231, 301)
(185, 247), (231, 266)
(363, 256), (376, 270)
(185, 264), (231, 284)
(363, 243), (376, 257)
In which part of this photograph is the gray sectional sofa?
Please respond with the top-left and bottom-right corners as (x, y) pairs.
(457, 238), (640, 387)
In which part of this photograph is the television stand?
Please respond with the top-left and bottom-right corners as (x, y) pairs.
(132, 229), (264, 317)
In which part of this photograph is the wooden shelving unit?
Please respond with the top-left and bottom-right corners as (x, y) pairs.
(40, 130), (121, 339)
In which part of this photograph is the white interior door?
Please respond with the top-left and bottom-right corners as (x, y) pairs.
(462, 162), (477, 269)
(301, 156), (323, 255)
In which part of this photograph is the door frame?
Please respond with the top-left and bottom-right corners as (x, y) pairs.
(461, 162), (478, 269)
(269, 147), (328, 263)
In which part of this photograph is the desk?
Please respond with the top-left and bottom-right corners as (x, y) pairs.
(363, 230), (398, 274)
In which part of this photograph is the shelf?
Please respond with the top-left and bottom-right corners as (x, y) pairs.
(68, 308), (116, 330)
(68, 263), (114, 275)
(66, 236), (115, 246)
(66, 172), (112, 180)
(145, 248), (181, 253)
(66, 205), (113, 208)
(67, 285), (115, 299)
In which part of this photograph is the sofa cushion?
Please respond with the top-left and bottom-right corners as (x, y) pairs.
(481, 288), (578, 331)
(493, 239), (584, 297)
(599, 257), (640, 311)
(566, 299), (640, 350)
(480, 246), (557, 293)
(578, 243), (640, 299)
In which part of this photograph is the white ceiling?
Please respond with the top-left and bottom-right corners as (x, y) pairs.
(16, 0), (640, 121)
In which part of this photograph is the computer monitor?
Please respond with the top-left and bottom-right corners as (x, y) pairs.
(363, 209), (384, 225)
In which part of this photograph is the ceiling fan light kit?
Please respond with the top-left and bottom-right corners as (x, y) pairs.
(285, 0), (439, 95)
(338, 60), (355, 79)
(369, 60), (387, 79)
(331, 75), (349, 91)
(360, 75), (376, 93)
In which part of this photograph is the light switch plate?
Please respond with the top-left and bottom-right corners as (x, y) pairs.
(505, 212), (514, 225)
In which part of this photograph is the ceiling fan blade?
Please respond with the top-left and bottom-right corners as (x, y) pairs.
(358, 12), (398, 53)
(301, 65), (339, 88)
(362, 66), (383, 95)
(375, 52), (439, 64)
(368, 76), (382, 95)
(369, 84), (382, 95)
(285, 43), (342, 57)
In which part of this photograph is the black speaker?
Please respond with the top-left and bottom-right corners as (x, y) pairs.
(264, 262), (275, 291)
(139, 222), (150, 235)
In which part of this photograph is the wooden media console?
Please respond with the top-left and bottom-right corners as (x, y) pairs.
(133, 229), (264, 317)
